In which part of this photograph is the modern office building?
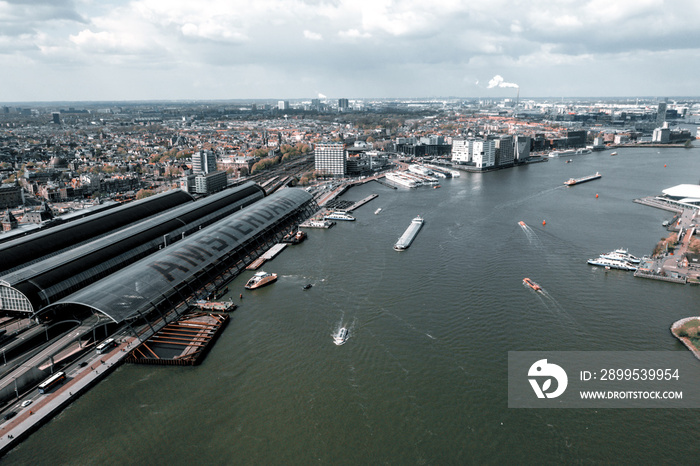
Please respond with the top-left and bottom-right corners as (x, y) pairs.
(278, 100), (289, 111)
(195, 171), (228, 194)
(494, 135), (514, 166)
(657, 102), (667, 126)
(192, 150), (217, 174)
(314, 143), (347, 176)
(652, 125), (671, 143)
(515, 136), (531, 160)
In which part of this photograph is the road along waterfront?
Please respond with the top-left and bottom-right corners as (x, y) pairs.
(4, 147), (700, 464)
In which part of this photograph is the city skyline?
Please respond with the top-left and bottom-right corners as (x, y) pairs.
(2, 0), (700, 102)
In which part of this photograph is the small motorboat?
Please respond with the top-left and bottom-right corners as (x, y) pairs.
(518, 221), (526, 227)
(244, 271), (277, 290)
(523, 278), (541, 291)
(302, 283), (312, 290)
(334, 327), (348, 346)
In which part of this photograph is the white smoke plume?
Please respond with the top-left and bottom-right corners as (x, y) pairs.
(318, 93), (327, 99)
(487, 75), (519, 89)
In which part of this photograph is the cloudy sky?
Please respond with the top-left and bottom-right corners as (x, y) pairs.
(2, 0), (700, 102)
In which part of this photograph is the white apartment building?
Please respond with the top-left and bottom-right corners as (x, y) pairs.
(451, 139), (471, 163)
(451, 138), (496, 168)
(472, 139), (496, 169)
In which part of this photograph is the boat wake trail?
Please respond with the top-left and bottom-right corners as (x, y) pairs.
(531, 287), (584, 332)
(496, 185), (565, 212)
(519, 223), (544, 248)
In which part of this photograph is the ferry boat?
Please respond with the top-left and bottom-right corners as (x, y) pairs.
(599, 248), (640, 264)
(324, 211), (355, 221)
(523, 278), (541, 291)
(334, 327), (348, 346)
(587, 257), (637, 271)
(394, 216), (424, 251)
(244, 271), (278, 289)
(564, 172), (601, 186)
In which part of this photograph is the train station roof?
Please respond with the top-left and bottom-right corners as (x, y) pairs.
(40, 188), (313, 324)
(0, 189), (194, 275)
(0, 182), (265, 313)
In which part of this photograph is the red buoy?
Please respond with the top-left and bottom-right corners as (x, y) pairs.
(542, 220), (546, 226)
(595, 193), (599, 198)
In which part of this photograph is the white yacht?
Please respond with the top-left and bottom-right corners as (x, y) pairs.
(334, 327), (349, 345)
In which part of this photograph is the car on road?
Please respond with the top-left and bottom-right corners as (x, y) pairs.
(21, 400), (32, 408)
(3, 411), (16, 421)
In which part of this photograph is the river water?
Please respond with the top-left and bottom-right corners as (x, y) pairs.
(6, 147), (700, 464)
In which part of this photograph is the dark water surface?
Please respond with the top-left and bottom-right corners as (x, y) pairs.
(6, 147), (700, 464)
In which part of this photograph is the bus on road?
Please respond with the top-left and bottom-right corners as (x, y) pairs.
(95, 338), (116, 354)
(38, 372), (66, 394)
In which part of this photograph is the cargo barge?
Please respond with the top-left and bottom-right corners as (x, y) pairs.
(564, 172), (601, 186)
(394, 216), (424, 251)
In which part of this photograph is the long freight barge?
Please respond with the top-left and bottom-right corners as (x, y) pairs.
(564, 172), (601, 186)
(394, 216), (424, 251)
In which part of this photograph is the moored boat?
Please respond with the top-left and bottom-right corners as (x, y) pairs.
(599, 248), (640, 264)
(324, 211), (355, 221)
(244, 271), (278, 289)
(587, 257), (637, 271)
